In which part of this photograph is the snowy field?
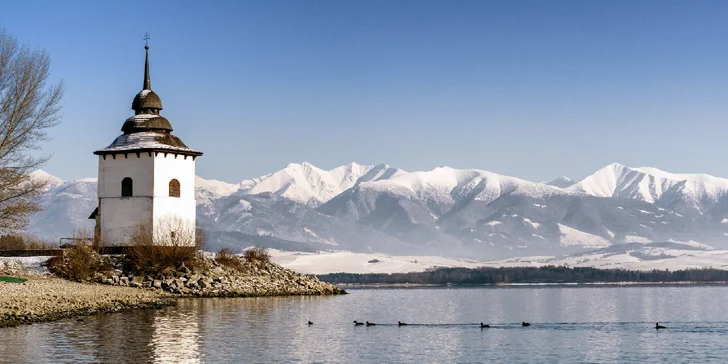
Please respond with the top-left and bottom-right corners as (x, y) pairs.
(3, 247), (728, 277)
(484, 249), (728, 272)
(270, 247), (728, 274)
(269, 250), (486, 274)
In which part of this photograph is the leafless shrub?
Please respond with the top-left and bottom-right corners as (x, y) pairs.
(0, 234), (24, 250)
(0, 234), (56, 250)
(215, 247), (243, 270)
(46, 244), (105, 282)
(125, 217), (204, 276)
(244, 245), (270, 264)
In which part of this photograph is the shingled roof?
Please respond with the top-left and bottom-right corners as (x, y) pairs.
(94, 45), (202, 157)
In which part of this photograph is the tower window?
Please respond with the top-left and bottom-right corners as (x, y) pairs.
(169, 179), (180, 197)
(121, 177), (133, 197)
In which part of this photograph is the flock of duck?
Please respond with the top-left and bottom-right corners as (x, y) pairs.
(307, 321), (668, 329)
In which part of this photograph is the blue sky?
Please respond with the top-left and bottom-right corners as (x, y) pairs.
(3, 1), (728, 183)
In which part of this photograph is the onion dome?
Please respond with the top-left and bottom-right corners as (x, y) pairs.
(94, 41), (201, 157)
(122, 45), (172, 133)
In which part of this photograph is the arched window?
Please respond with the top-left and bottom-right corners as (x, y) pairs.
(121, 177), (133, 197)
(169, 179), (180, 198)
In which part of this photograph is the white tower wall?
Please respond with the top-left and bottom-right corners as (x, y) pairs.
(98, 154), (155, 245)
(152, 153), (197, 245)
(97, 152), (197, 246)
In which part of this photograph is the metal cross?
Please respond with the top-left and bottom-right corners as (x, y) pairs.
(144, 33), (151, 47)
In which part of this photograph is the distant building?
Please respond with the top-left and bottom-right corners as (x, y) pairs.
(89, 44), (202, 246)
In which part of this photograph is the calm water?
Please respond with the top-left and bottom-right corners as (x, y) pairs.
(2, 286), (728, 363)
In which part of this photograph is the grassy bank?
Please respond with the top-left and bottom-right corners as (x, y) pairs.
(0, 276), (27, 283)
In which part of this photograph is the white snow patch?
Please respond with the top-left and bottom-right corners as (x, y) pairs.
(486, 221), (502, 226)
(0, 256), (51, 275)
(523, 218), (540, 229)
(270, 250), (486, 274)
(303, 228), (338, 246)
(624, 235), (651, 244)
(558, 224), (611, 248)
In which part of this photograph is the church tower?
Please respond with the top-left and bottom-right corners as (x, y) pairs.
(91, 42), (202, 246)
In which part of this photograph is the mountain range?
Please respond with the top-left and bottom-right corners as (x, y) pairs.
(27, 162), (728, 259)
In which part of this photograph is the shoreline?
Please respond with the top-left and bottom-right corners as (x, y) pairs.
(336, 281), (728, 288)
(1, 255), (346, 329)
(0, 277), (175, 328)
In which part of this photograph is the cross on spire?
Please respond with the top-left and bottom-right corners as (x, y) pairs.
(144, 33), (151, 48)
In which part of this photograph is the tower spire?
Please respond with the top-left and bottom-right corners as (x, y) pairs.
(143, 33), (151, 90)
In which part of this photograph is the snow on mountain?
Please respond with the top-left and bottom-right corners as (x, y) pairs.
(545, 176), (574, 188)
(568, 163), (728, 210)
(236, 162), (383, 206)
(29, 176), (97, 239)
(23, 162), (728, 261)
(29, 170), (64, 191)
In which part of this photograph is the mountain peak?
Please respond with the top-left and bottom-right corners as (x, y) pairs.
(546, 176), (574, 188)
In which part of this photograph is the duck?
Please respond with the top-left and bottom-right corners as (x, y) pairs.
(398, 321), (407, 326)
(656, 322), (666, 330)
(353, 321), (364, 326)
(480, 322), (490, 328)
(522, 322), (531, 327)
(366, 321), (376, 326)
(308, 321), (313, 325)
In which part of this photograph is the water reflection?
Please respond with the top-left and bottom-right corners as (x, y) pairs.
(2, 286), (728, 363)
(151, 302), (203, 364)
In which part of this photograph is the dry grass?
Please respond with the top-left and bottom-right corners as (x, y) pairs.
(0, 234), (57, 250)
(46, 245), (106, 282)
(215, 248), (243, 270)
(124, 217), (206, 276)
(244, 246), (271, 264)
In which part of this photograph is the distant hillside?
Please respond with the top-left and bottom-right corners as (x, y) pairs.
(28, 162), (728, 259)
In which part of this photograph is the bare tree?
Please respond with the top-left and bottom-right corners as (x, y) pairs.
(0, 28), (63, 233)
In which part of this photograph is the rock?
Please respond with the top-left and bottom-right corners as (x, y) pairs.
(153, 280), (162, 289)
(119, 277), (129, 286)
(131, 276), (144, 286)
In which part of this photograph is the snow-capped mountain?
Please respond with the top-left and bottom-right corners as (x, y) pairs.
(25, 162), (728, 259)
(546, 176), (574, 188)
(234, 162), (382, 206)
(568, 162), (728, 218)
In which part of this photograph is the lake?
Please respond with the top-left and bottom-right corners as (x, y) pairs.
(2, 285), (728, 363)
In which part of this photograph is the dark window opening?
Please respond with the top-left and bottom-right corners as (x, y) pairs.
(169, 179), (181, 197)
(121, 177), (133, 197)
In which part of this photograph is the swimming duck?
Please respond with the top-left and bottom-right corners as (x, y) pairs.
(366, 321), (376, 326)
(656, 323), (666, 329)
(480, 322), (490, 328)
(353, 321), (364, 326)
(398, 321), (407, 326)
(522, 322), (531, 327)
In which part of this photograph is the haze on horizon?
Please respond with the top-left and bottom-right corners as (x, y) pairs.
(3, 1), (728, 184)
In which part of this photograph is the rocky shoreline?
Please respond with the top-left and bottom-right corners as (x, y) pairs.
(0, 277), (174, 328)
(1, 254), (345, 328)
(50, 254), (346, 297)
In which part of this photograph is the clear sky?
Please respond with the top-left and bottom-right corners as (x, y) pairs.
(3, 0), (728, 183)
